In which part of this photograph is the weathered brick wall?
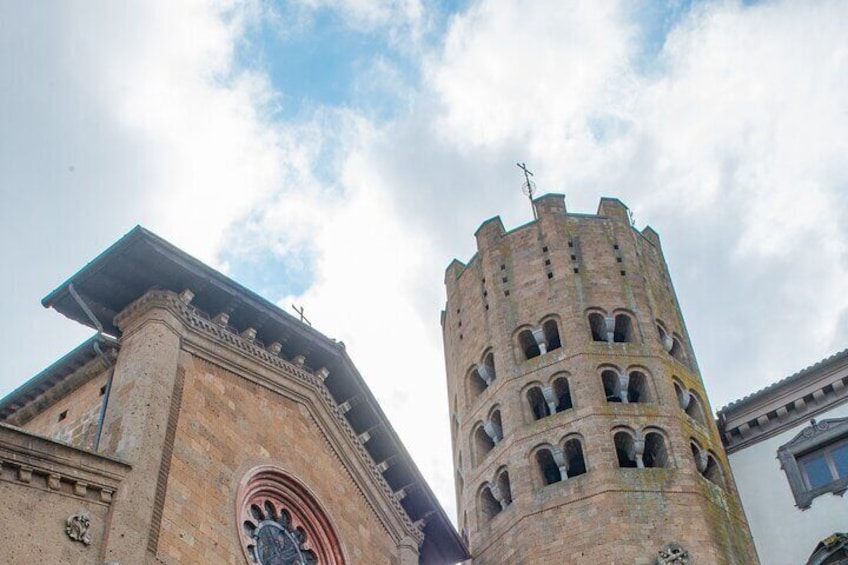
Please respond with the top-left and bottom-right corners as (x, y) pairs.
(0, 424), (129, 564)
(22, 367), (109, 449)
(444, 195), (758, 563)
(153, 354), (401, 564)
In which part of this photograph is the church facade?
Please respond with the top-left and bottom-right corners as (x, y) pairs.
(441, 194), (759, 563)
(0, 227), (467, 564)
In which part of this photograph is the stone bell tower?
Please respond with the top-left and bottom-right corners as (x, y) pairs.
(441, 194), (758, 564)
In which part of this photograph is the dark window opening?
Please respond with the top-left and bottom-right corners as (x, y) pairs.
(58, 410), (68, 422)
(669, 337), (686, 364)
(542, 320), (561, 351)
(614, 432), (637, 468)
(467, 368), (488, 400)
(564, 439), (586, 477)
(473, 426), (495, 465)
(527, 387), (550, 420)
(547, 272), (554, 279)
(542, 246), (548, 253)
(479, 487), (501, 522)
(553, 377), (572, 412)
(519, 329), (541, 360)
(544, 259), (551, 266)
(483, 352), (496, 381)
(644, 432), (669, 468)
(496, 471), (512, 506)
(627, 371), (651, 403)
(504, 290), (510, 297)
(613, 314), (635, 343)
(686, 392), (706, 425)
(536, 449), (562, 485)
(588, 313), (606, 342)
(100, 385), (107, 396)
(703, 454), (725, 488)
(602, 370), (622, 403)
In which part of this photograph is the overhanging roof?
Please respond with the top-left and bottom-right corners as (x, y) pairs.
(0, 335), (118, 422)
(40, 226), (468, 563)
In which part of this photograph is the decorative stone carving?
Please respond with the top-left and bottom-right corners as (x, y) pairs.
(66, 512), (92, 546)
(656, 542), (690, 564)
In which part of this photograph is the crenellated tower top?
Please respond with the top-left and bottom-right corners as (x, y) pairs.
(441, 193), (758, 564)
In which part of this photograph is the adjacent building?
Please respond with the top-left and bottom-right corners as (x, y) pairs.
(718, 349), (848, 565)
(441, 194), (758, 563)
(0, 227), (468, 564)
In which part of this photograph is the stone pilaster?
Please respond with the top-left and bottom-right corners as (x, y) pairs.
(98, 291), (184, 564)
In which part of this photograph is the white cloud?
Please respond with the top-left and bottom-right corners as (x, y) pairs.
(5, 0), (848, 530)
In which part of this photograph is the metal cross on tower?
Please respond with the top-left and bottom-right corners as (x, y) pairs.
(291, 304), (312, 326)
(517, 162), (537, 219)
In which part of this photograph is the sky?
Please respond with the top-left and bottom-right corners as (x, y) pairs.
(2, 0), (847, 525)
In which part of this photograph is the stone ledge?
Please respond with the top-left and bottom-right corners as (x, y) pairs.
(0, 422), (129, 505)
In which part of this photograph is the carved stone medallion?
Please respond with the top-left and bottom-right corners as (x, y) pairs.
(656, 542), (690, 565)
(65, 512), (92, 546)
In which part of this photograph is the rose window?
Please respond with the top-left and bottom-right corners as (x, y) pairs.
(243, 500), (316, 565)
(237, 465), (345, 565)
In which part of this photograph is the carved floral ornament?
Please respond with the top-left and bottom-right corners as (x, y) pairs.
(65, 512), (92, 545)
(237, 466), (345, 565)
(656, 542), (690, 565)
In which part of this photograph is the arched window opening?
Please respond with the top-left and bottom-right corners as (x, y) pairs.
(486, 410), (504, 443)
(703, 453), (725, 489)
(482, 351), (497, 381)
(467, 367), (488, 401)
(536, 448), (562, 485)
(552, 377), (572, 412)
(564, 439), (586, 478)
(527, 386), (550, 420)
(542, 319), (561, 351)
(673, 379), (686, 408)
(657, 322), (673, 353)
(613, 314), (636, 343)
(602, 369), (623, 403)
(473, 425), (495, 465)
(644, 432), (669, 468)
(456, 470), (464, 494)
(686, 391), (706, 425)
(452, 412), (460, 438)
(669, 336), (686, 364)
(627, 371), (651, 403)
(614, 432), (638, 468)
(496, 471), (513, 506)
(479, 486), (501, 522)
(518, 329), (541, 360)
(588, 313), (606, 342)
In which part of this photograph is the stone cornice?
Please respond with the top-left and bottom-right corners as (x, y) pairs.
(718, 350), (848, 453)
(0, 423), (129, 506)
(125, 289), (424, 545)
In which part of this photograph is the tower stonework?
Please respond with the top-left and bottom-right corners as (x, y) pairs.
(442, 194), (758, 564)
